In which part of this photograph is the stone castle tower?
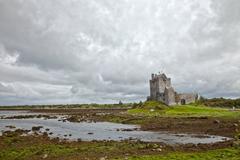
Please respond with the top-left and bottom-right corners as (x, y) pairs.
(148, 72), (198, 106)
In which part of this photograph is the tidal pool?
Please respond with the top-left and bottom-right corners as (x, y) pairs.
(0, 111), (231, 145)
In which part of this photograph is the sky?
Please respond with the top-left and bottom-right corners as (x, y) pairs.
(0, 0), (240, 105)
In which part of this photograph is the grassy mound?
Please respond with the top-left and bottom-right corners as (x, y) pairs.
(129, 103), (240, 118)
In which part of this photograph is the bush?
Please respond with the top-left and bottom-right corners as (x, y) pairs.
(196, 98), (240, 108)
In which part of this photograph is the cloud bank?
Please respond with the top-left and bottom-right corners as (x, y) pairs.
(0, 0), (240, 105)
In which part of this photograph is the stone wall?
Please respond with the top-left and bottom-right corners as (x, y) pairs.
(177, 93), (197, 105)
(164, 87), (176, 105)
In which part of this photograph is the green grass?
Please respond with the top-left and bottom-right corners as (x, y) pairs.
(116, 147), (240, 160)
(0, 144), (76, 160)
(1, 132), (240, 160)
(138, 101), (168, 109)
(0, 132), (163, 160)
(128, 103), (240, 118)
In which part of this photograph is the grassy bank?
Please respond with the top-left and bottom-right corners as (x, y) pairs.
(128, 101), (240, 118)
(117, 147), (240, 160)
(0, 130), (167, 160)
(0, 130), (239, 160)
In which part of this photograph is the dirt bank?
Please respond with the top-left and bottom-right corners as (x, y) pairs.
(140, 117), (240, 138)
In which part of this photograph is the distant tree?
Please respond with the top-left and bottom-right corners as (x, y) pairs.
(119, 100), (123, 105)
(139, 101), (143, 106)
(132, 103), (138, 108)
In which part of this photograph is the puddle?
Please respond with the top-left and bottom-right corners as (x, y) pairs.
(0, 111), (231, 145)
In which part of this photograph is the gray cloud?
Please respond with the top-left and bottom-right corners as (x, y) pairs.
(0, 0), (240, 105)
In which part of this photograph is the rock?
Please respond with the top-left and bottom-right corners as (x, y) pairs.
(32, 126), (43, 131)
(5, 125), (16, 129)
(233, 123), (238, 127)
(99, 157), (107, 160)
(121, 129), (133, 131)
(150, 109), (155, 112)
(53, 137), (60, 141)
(42, 154), (48, 159)
(129, 137), (134, 140)
(156, 148), (162, 152)
(213, 120), (220, 124)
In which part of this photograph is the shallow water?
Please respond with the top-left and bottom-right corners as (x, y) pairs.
(0, 110), (40, 118)
(0, 111), (231, 145)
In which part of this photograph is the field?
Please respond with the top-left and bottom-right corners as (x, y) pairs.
(0, 101), (240, 160)
(128, 104), (240, 118)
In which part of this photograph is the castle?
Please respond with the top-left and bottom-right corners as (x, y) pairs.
(147, 72), (198, 105)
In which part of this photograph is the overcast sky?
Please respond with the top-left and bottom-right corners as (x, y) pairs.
(0, 0), (240, 105)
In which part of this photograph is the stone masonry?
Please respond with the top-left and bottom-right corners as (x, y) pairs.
(147, 72), (198, 106)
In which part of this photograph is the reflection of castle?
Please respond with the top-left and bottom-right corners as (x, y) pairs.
(147, 72), (198, 106)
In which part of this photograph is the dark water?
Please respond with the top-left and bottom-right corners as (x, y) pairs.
(0, 111), (231, 145)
